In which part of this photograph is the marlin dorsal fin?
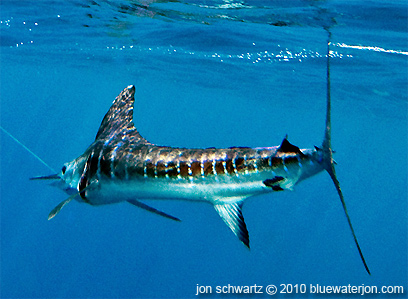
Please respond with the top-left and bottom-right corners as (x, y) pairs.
(94, 85), (148, 144)
(214, 201), (249, 248)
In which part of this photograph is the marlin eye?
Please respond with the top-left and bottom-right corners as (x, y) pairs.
(61, 166), (67, 174)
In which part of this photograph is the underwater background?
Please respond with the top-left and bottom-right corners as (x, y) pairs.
(1, 0), (407, 298)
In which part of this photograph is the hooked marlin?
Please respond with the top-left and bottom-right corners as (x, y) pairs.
(31, 41), (370, 275)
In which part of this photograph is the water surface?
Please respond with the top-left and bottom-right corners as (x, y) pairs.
(1, 1), (407, 298)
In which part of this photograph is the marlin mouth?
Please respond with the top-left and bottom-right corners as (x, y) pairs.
(29, 174), (60, 180)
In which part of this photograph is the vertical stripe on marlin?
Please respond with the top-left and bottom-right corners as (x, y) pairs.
(179, 161), (188, 177)
(87, 150), (100, 179)
(225, 159), (234, 175)
(190, 161), (201, 176)
(156, 161), (166, 178)
(167, 161), (178, 178)
(99, 146), (112, 178)
(215, 160), (224, 175)
(204, 160), (213, 176)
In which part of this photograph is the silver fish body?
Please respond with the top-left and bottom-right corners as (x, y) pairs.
(33, 79), (370, 274)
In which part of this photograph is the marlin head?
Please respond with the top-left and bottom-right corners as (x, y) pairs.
(32, 86), (181, 222)
(29, 154), (88, 220)
(30, 154), (87, 195)
(59, 156), (87, 193)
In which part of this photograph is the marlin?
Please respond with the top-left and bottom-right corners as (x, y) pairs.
(30, 41), (370, 275)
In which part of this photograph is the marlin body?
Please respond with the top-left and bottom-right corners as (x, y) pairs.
(49, 85), (324, 246)
(67, 94), (319, 202)
(32, 47), (370, 274)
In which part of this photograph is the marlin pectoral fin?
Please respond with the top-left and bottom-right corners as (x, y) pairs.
(214, 201), (249, 248)
(48, 195), (75, 220)
(127, 200), (181, 222)
(48, 184), (95, 220)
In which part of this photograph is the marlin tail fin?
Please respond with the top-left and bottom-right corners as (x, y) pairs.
(322, 30), (370, 275)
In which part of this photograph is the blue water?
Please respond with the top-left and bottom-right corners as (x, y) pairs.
(1, 1), (407, 298)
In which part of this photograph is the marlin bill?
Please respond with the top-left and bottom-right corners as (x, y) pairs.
(32, 82), (370, 274)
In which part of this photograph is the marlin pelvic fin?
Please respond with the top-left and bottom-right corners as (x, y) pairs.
(214, 201), (249, 248)
(127, 200), (181, 222)
(322, 30), (370, 275)
(94, 85), (148, 144)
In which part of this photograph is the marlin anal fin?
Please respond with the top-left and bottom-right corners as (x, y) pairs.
(214, 201), (249, 248)
(127, 200), (181, 222)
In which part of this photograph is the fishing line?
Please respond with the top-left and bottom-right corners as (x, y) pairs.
(0, 125), (56, 173)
